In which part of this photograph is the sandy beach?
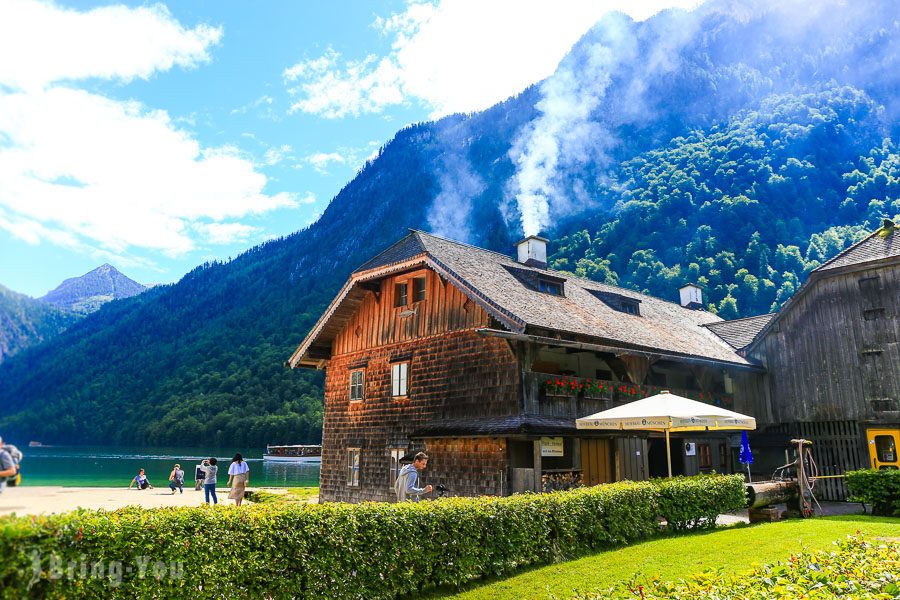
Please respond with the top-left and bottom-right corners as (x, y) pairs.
(0, 486), (302, 516)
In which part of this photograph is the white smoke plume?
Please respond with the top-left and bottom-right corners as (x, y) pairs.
(507, 8), (706, 236)
(427, 151), (485, 242)
(507, 13), (638, 236)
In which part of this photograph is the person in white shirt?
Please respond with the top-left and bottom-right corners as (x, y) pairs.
(227, 453), (250, 506)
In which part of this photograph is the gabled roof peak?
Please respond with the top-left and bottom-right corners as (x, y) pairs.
(813, 220), (898, 273)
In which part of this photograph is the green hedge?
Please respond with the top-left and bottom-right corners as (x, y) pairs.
(653, 474), (747, 531)
(0, 475), (745, 599)
(582, 535), (900, 598)
(847, 469), (900, 516)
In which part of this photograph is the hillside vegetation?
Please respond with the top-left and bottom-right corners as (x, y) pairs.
(0, 285), (79, 364)
(550, 88), (898, 318)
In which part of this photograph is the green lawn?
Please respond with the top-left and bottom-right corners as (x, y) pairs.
(249, 486), (319, 504)
(432, 515), (900, 599)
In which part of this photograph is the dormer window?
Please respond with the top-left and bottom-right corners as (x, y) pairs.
(539, 279), (563, 296)
(588, 289), (642, 316)
(621, 300), (639, 315)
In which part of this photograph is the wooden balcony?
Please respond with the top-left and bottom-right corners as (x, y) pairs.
(522, 372), (734, 419)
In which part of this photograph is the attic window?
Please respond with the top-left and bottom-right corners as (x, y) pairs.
(539, 279), (563, 296)
(588, 290), (642, 316)
(620, 301), (639, 315)
(503, 265), (566, 296)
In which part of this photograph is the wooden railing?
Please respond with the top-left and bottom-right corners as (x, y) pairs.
(523, 372), (734, 419)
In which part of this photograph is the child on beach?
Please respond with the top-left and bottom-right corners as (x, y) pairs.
(168, 463), (185, 494)
(200, 458), (218, 504)
(128, 469), (153, 490)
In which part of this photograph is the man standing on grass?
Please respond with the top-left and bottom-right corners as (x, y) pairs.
(394, 451), (433, 502)
(0, 436), (17, 494)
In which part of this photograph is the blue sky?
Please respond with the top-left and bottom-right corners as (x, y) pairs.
(0, 0), (699, 297)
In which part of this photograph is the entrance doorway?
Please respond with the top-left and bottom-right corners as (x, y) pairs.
(648, 437), (685, 478)
(867, 428), (900, 470)
(580, 439), (613, 486)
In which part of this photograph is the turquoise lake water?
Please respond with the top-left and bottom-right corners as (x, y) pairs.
(14, 446), (320, 488)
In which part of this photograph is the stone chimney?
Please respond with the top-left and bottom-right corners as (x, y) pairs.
(516, 235), (549, 268)
(679, 283), (704, 310)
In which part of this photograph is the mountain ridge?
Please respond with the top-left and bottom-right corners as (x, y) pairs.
(41, 263), (147, 315)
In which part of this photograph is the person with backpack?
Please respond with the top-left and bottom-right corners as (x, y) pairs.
(394, 451), (433, 502)
(168, 463), (185, 494)
(0, 436), (17, 494)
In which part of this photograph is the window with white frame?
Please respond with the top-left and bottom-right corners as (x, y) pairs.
(391, 362), (408, 397)
(347, 448), (360, 486)
(389, 448), (405, 485)
(349, 370), (364, 402)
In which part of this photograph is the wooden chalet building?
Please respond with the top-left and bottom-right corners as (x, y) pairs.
(289, 231), (765, 503)
(706, 219), (899, 500)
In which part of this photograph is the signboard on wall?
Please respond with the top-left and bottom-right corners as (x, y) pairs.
(541, 437), (564, 457)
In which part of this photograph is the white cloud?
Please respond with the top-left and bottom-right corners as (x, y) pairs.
(298, 142), (383, 174)
(297, 192), (317, 205)
(0, 0), (222, 91)
(0, 1), (294, 258)
(263, 144), (294, 166)
(195, 222), (260, 245)
(304, 152), (347, 174)
(285, 49), (404, 118)
(284, 0), (704, 119)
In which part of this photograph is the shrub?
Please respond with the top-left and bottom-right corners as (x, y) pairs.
(652, 474), (746, 531)
(585, 535), (900, 599)
(0, 475), (741, 599)
(847, 469), (900, 516)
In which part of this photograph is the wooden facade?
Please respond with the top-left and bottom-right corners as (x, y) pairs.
(318, 269), (523, 502)
(742, 230), (899, 500)
(292, 231), (771, 503)
(747, 263), (900, 423)
(312, 263), (754, 502)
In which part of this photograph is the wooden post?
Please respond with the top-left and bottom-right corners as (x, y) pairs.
(665, 428), (673, 478)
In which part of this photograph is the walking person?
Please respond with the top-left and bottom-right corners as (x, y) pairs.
(200, 458), (218, 505)
(226, 453), (250, 506)
(168, 463), (185, 494)
(394, 452), (433, 502)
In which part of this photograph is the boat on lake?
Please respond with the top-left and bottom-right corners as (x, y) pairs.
(263, 444), (322, 463)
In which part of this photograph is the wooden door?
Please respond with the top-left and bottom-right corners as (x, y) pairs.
(867, 428), (900, 470)
(580, 439), (613, 486)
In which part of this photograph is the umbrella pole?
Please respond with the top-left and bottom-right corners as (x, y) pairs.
(665, 429), (672, 478)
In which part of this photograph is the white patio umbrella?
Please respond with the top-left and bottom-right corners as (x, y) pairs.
(575, 390), (756, 478)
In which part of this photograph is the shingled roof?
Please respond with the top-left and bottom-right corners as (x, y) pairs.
(704, 313), (776, 350)
(745, 219), (898, 352)
(813, 218), (898, 273)
(291, 230), (755, 368)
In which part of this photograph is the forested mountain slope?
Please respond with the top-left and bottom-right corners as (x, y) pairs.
(0, 285), (79, 364)
(0, 0), (897, 445)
